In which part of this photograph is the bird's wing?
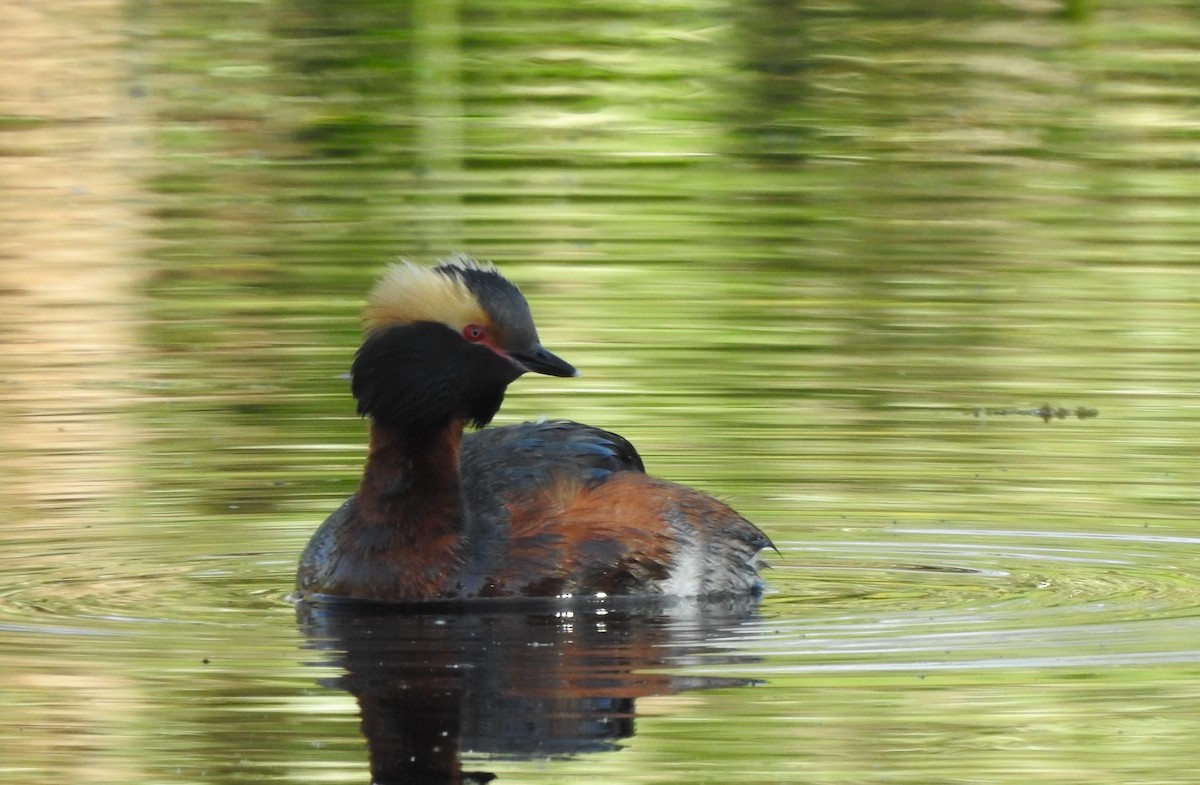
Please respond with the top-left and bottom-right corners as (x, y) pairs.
(461, 419), (645, 497)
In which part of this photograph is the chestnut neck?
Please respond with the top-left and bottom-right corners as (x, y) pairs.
(355, 418), (467, 545)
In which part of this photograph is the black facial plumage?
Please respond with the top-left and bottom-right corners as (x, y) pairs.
(351, 322), (525, 433)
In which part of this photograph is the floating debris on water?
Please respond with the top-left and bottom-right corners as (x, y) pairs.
(966, 405), (1099, 423)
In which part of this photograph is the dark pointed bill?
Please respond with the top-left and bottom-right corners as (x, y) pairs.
(510, 345), (579, 378)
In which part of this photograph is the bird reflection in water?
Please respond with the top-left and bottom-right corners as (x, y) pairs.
(297, 597), (763, 784)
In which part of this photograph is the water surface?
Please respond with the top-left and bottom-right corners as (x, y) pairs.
(4, 1), (1200, 782)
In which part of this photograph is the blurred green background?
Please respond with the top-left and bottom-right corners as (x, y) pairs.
(4, 1), (1200, 782)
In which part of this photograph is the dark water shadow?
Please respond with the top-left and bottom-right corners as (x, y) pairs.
(297, 596), (764, 784)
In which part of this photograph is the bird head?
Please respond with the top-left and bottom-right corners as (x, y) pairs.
(364, 255), (577, 379)
(351, 256), (577, 432)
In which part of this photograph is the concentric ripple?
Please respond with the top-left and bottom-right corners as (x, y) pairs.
(4, 525), (1200, 678)
(719, 525), (1200, 674)
(0, 546), (289, 635)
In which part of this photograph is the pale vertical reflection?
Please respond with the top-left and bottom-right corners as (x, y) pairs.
(0, 1), (149, 776)
(410, 0), (465, 244)
(0, 1), (148, 520)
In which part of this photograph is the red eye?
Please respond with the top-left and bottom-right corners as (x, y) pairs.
(463, 324), (486, 343)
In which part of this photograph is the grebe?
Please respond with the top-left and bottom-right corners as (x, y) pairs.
(295, 256), (771, 602)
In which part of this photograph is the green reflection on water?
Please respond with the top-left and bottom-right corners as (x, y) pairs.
(4, 0), (1200, 783)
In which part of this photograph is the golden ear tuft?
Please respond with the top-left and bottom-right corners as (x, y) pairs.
(363, 260), (487, 333)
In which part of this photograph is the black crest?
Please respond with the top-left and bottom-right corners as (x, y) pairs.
(434, 262), (540, 351)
